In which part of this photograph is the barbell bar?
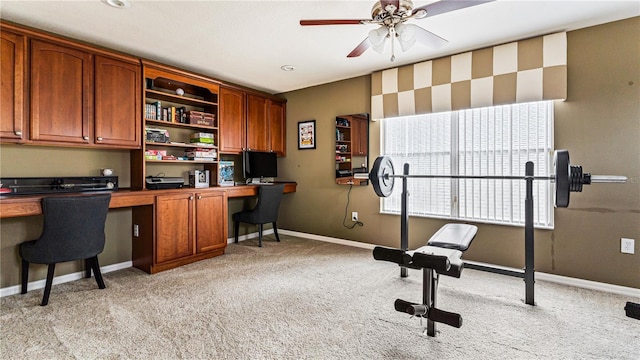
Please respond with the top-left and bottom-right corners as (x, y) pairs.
(354, 150), (627, 207)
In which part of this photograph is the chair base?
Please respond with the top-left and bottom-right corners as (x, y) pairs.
(233, 221), (280, 248)
(20, 256), (105, 306)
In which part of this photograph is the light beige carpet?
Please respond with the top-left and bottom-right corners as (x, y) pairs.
(1, 235), (638, 359)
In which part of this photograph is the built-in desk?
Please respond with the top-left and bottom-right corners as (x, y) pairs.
(0, 182), (296, 274)
(0, 182), (297, 218)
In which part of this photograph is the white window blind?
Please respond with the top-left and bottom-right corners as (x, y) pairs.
(381, 101), (554, 228)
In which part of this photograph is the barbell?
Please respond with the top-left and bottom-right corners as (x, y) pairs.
(354, 150), (627, 208)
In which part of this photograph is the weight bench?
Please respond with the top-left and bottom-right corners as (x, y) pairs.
(373, 223), (477, 336)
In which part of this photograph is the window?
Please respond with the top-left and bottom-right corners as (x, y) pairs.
(380, 101), (554, 228)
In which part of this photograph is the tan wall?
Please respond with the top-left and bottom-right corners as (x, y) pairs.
(0, 18), (638, 290)
(278, 17), (640, 288)
(0, 146), (132, 288)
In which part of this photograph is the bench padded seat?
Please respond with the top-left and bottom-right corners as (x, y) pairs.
(426, 223), (477, 251)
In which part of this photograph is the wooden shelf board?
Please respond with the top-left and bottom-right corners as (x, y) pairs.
(146, 159), (218, 164)
(145, 142), (217, 149)
(145, 119), (217, 131)
(145, 89), (217, 107)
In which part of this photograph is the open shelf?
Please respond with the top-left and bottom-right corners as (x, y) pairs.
(145, 142), (217, 149)
(145, 119), (217, 131)
(146, 159), (217, 164)
(145, 89), (217, 107)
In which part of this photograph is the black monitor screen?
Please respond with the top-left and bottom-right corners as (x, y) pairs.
(244, 151), (278, 179)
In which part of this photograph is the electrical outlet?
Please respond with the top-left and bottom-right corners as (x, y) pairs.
(351, 212), (358, 222)
(621, 238), (634, 254)
(133, 224), (139, 237)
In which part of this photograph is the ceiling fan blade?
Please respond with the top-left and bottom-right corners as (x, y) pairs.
(347, 38), (372, 58)
(412, 0), (495, 18)
(300, 19), (367, 26)
(413, 25), (449, 48)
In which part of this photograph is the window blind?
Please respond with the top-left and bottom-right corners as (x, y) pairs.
(381, 101), (554, 228)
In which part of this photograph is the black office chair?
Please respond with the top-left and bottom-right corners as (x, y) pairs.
(20, 194), (111, 306)
(233, 184), (285, 247)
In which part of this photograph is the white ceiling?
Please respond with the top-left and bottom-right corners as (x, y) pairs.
(1, 1), (638, 94)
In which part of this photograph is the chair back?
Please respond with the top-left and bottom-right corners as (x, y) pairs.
(34, 194), (111, 263)
(251, 184), (285, 223)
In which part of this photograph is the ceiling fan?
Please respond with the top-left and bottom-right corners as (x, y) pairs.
(300, 0), (494, 61)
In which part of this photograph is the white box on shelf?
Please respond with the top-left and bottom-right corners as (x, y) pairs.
(189, 170), (210, 188)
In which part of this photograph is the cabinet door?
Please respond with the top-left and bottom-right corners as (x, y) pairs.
(195, 192), (228, 253)
(351, 116), (368, 156)
(156, 193), (194, 263)
(94, 55), (141, 148)
(30, 39), (93, 144)
(0, 29), (26, 142)
(219, 87), (246, 154)
(246, 94), (269, 152)
(268, 100), (286, 156)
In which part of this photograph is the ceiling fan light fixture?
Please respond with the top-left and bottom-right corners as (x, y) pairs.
(369, 26), (389, 54)
(395, 23), (417, 52)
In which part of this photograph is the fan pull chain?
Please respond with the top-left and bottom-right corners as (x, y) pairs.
(390, 27), (396, 61)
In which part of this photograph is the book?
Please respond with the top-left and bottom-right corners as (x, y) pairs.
(218, 161), (234, 186)
(155, 101), (161, 120)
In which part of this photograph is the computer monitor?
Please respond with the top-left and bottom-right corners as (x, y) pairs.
(243, 151), (278, 180)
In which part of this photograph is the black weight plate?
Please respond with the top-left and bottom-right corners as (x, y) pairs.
(555, 150), (570, 208)
(369, 156), (395, 197)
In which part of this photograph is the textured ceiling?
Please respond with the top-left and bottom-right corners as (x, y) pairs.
(1, 1), (638, 94)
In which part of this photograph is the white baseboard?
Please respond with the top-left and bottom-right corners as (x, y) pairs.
(279, 229), (376, 250)
(227, 228), (275, 244)
(280, 229), (640, 299)
(0, 261), (132, 298)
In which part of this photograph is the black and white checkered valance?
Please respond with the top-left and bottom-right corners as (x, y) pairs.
(371, 32), (567, 120)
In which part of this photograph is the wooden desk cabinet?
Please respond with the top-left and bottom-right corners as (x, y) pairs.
(156, 193), (194, 263)
(1, 183), (295, 274)
(135, 189), (228, 274)
(195, 191), (228, 254)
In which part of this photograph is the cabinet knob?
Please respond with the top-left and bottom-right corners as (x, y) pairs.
(97, 137), (103, 141)
(15, 131), (22, 136)
(189, 196), (194, 200)
(197, 195), (202, 200)
(83, 136), (89, 140)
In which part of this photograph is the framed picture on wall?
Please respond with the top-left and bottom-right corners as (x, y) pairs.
(298, 120), (316, 150)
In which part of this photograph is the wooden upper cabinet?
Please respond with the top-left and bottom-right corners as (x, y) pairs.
(0, 29), (26, 142)
(94, 55), (141, 148)
(30, 39), (93, 144)
(219, 86), (246, 154)
(351, 115), (368, 156)
(246, 94), (269, 152)
(268, 100), (286, 156)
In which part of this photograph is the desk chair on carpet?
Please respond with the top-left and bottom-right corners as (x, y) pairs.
(233, 184), (285, 247)
(19, 194), (111, 306)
